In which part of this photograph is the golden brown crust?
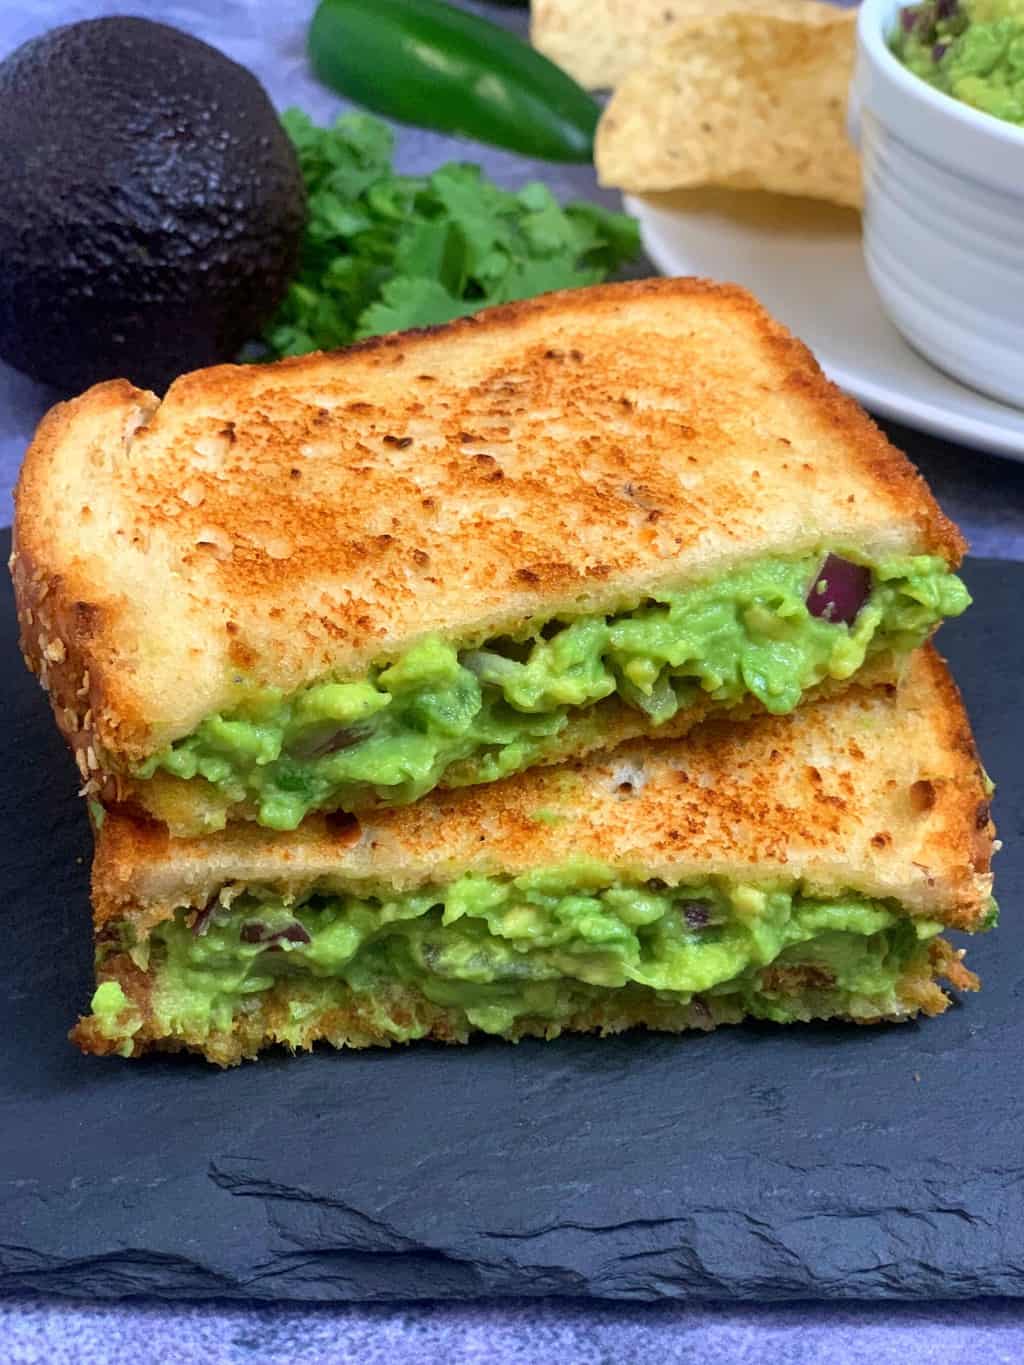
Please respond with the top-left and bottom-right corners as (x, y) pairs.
(13, 278), (964, 781)
(71, 938), (966, 1066)
(92, 647), (995, 934)
(11, 381), (161, 794)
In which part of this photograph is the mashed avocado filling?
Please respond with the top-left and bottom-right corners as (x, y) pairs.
(135, 553), (968, 830)
(88, 868), (950, 1053)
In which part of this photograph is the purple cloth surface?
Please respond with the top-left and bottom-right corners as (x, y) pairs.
(2, 2), (1024, 1359)
(4, 1295), (1024, 1363)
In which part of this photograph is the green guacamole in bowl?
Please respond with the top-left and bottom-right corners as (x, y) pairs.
(891, 0), (1024, 124)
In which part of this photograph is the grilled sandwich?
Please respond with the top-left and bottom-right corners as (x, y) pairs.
(12, 280), (968, 836)
(75, 647), (994, 1065)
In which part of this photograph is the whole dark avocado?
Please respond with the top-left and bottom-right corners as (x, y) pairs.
(0, 17), (306, 394)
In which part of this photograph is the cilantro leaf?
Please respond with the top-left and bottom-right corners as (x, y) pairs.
(564, 202), (643, 272)
(394, 219), (467, 297)
(494, 254), (604, 306)
(258, 111), (641, 360)
(355, 277), (476, 339)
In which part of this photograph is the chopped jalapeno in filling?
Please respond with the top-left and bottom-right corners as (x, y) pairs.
(133, 553), (969, 829)
(88, 867), (977, 1052)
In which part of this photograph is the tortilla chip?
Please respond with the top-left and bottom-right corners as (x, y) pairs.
(532, 0), (693, 90)
(530, 0), (844, 91)
(594, 6), (862, 209)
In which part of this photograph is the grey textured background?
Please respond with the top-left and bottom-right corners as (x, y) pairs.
(2, 1), (1024, 1361)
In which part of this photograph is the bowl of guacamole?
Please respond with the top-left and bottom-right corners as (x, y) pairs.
(890, 0), (1024, 125)
(850, 0), (1024, 409)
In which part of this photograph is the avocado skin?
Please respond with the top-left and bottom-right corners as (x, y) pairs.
(0, 17), (306, 395)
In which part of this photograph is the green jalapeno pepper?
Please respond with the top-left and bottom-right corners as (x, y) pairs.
(308, 0), (599, 162)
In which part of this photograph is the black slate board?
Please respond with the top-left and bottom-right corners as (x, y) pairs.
(1, 535), (1022, 1304)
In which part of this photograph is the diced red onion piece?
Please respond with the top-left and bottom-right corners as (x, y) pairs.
(288, 721), (373, 761)
(191, 901), (216, 937)
(806, 555), (871, 626)
(681, 900), (712, 928)
(240, 920), (311, 946)
(272, 923), (312, 945)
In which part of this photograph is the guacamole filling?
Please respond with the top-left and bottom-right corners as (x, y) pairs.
(89, 870), (950, 1051)
(892, 0), (1024, 125)
(135, 553), (968, 830)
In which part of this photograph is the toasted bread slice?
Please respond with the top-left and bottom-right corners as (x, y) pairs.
(75, 648), (994, 1064)
(13, 279), (964, 831)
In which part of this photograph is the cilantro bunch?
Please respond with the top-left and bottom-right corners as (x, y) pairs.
(261, 110), (641, 358)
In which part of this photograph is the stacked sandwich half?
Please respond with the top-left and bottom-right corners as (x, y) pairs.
(12, 280), (995, 1065)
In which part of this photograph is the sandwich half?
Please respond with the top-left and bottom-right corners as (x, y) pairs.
(75, 647), (995, 1065)
(13, 279), (968, 836)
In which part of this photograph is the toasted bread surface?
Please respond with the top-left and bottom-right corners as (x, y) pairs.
(93, 648), (994, 934)
(13, 279), (963, 781)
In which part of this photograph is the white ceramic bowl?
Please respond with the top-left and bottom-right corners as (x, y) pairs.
(850, 0), (1024, 410)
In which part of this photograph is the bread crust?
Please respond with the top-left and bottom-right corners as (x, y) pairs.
(13, 279), (964, 792)
(92, 647), (995, 935)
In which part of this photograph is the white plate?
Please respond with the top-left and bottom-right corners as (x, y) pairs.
(626, 190), (1024, 460)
